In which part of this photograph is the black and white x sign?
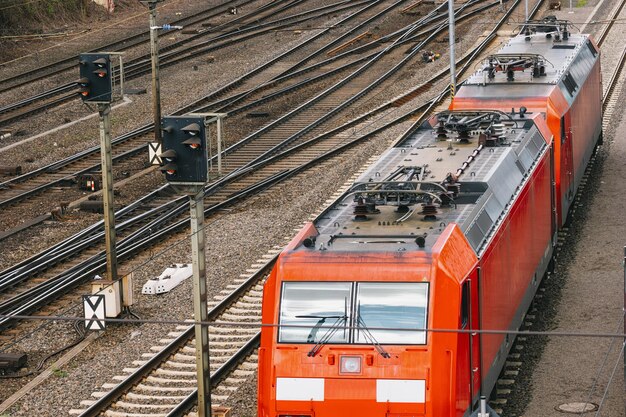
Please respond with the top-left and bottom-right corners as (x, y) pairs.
(149, 142), (162, 165)
(83, 294), (106, 331)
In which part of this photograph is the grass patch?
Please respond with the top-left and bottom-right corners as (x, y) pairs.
(52, 367), (69, 377)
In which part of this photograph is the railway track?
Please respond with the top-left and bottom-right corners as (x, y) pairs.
(0, 0), (519, 322)
(0, 0), (514, 337)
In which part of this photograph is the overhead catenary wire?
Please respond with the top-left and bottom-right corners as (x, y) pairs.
(2, 313), (626, 339)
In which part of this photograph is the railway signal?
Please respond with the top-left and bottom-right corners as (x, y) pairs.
(158, 113), (212, 417)
(158, 116), (208, 186)
(77, 53), (113, 103)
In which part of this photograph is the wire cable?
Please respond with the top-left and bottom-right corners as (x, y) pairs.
(2, 313), (626, 339)
(578, 319), (624, 415)
(594, 338), (626, 416)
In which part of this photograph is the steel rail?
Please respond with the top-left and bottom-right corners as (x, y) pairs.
(596, 0), (626, 46)
(0, 193), (180, 294)
(0, 84), (76, 114)
(602, 25), (626, 109)
(176, 0), (401, 114)
(164, 333), (262, 417)
(0, 0), (489, 250)
(0, 68), (431, 327)
(112, 0), (374, 81)
(0, 143), (147, 209)
(214, 3), (495, 161)
(0, 0), (317, 121)
(0, 0), (485, 251)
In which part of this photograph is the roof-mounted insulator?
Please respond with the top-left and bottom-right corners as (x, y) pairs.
(436, 120), (448, 139)
(507, 69), (515, 82)
(419, 203), (438, 221)
(457, 126), (471, 143)
(353, 198), (368, 221)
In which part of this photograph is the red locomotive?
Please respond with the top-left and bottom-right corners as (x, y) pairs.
(257, 20), (602, 417)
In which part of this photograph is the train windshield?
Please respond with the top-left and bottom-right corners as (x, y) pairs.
(278, 282), (429, 345)
(355, 282), (428, 344)
(279, 282), (351, 343)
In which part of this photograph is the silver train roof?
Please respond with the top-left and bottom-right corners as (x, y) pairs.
(307, 111), (548, 255)
(458, 25), (598, 105)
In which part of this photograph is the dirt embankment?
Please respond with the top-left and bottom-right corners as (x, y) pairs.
(0, 0), (139, 62)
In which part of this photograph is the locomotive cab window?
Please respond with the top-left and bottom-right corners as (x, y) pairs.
(355, 282), (428, 344)
(278, 281), (429, 345)
(278, 282), (351, 343)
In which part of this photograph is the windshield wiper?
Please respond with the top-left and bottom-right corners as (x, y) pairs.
(295, 315), (345, 343)
(306, 315), (347, 357)
(356, 303), (391, 358)
(298, 297), (349, 357)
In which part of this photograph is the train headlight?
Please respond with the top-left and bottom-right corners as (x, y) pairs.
(339, 355), (362, 374)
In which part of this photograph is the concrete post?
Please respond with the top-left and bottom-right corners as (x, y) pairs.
(97, 103), (119, 287)
(190, 190), (211, 417)
(149, 1), (163, 145)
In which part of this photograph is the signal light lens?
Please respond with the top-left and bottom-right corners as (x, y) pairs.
(339, 355), (362, 374)
(159, 163), (177, 175)
(181, 123), (201, 136)
(182, 137), (202, 149)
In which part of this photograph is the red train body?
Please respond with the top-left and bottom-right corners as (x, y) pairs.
(258, 25), (602, 417)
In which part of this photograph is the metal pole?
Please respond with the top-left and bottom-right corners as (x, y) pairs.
(525, 0), (528, 22)
(217, 117), (222, 175)
(208, 124), (213, 173)
(623, 246), (625, 400)
(118, 56), (125, 98)
(149, 1), (163, 145)
(98, 103), (119, 286)
(448, 0), (457, 98)
(190, 190), (211, 417)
